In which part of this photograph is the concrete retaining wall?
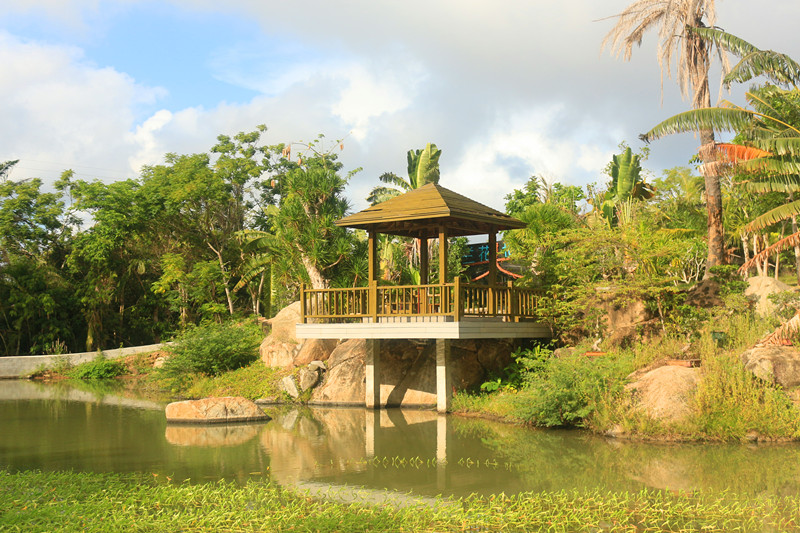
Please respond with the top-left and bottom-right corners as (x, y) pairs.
(0, 344), (164, 379)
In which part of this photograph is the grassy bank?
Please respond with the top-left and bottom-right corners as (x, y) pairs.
(3, 469), (800, 532)
(454, 308), (800, 442)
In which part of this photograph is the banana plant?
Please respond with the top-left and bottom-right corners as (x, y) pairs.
(600, 147), (655, 226)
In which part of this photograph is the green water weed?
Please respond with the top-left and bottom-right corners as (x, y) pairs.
(4, 469), (800, 532)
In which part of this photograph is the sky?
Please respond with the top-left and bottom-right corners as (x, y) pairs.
(2, 0), (800, 214)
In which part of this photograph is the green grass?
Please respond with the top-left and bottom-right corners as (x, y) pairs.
(183, 360), (286, 401)
(3, 469), (800, 532)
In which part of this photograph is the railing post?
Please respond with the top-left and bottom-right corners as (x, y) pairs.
(508, 280), (519, 322)
(453, 278), (462, 321)
(300, 283), (307, 323)
(369, 280), (378, 323)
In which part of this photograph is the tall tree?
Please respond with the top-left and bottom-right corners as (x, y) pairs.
(642, 29), (800, 274)
(603, 0), (726, 272)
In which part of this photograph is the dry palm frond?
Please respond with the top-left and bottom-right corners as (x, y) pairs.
(740, 231), (800, 273)
(601, 0), (724, 103)
(755, 310), (800, 346)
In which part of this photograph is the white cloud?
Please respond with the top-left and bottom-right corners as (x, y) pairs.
(0, 31), (164, 181)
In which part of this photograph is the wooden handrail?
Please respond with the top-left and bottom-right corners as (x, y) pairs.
(299, 282), (541, 323)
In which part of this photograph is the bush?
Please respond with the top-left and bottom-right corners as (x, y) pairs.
(161, 321), (261, 381)
(513, 351), (633, 428)
(69, 355), (126, 380)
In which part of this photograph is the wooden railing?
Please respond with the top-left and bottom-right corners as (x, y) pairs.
(300, 280), (541, 323)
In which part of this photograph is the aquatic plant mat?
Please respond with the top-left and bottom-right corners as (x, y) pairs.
(3, 470), (800, 532)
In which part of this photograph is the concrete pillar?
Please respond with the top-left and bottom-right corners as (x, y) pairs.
(365, 339), (381, 409)
(435, 338), (451, 413)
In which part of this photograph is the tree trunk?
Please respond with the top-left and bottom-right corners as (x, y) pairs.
(301, 254), (329, 289)
(208, 242), (235, 315)
(741, 233), (750, 279)
(791, 193), (800, 284)
(754, 234), (764, 277)
(690, 27), (725, 276)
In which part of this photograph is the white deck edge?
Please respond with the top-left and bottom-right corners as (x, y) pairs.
(295, 320), (550, 339)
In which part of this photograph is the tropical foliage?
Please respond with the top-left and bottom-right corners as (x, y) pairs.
(603, 0), (727, 271)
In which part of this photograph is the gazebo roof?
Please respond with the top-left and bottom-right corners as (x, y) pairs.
(336, 183), (526, 238)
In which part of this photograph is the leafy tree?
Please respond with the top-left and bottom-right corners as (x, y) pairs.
(0, 164), (82, 355)
(603, 0), (727, 271)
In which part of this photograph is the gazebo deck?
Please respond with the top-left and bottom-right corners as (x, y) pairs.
(296, 280), (550, 339)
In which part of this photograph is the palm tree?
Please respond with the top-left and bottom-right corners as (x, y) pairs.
(641, 28), (800, 277)
(367, 143), (443, 280)
(366, 143), (442, 205)
(602, 0), (726, 272)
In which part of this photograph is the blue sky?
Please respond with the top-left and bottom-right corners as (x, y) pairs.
(2, 0), (800, 211)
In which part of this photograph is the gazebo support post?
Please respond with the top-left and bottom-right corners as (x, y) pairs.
(365, 339), (381, 409)
(419, 236), (428, 314)
(488, 226), (497, 314)
(438, 226), (448, 283)
(419, 236), (428, 285)
(368, 229), (377, 282)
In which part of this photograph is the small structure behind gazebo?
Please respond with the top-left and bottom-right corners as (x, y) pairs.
(295, 183), (550, 412)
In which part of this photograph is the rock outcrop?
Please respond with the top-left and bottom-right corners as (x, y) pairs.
(165, 397), (270, 423)
(625, 365), (701, 422)
(259, 301), (304, 367)
(294, 338), (337, 366)
(310, 338), (513, 407)
(745, 276), (793, 317)
(741, 345), (800, 389)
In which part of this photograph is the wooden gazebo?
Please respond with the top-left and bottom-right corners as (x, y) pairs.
(295, 183), (549, 411)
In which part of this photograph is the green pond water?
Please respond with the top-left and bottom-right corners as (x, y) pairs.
(2, 380), (799, 501)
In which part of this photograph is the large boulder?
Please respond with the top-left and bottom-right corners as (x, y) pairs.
(745, 276), (793, 317)
(625, 365), (701, 422)
(264, 301), (302, 342)
(310, 338), (513, 407)
(741, 345), (800, 389)
(261, 342), (302, 368)
(293, 338), (337, 367)
(259, 302), (305, 367)
(165, 397), (270, 424)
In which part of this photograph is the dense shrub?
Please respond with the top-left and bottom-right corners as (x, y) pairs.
(512, 350), (633, 427)
(69, 355), (127, 380)
(161, 321), (261, 379)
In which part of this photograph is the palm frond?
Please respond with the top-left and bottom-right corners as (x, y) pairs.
(714, 143), (771, 162)
(741, 231), (800, 272)
(755, 310), (800, 346)
(738, 158), (800, 176)
(367, 186), (402, 205)
(745, 199), (800, 231)
(642, 108), (757, 142)
(744, 179), (800, 195)
(691, 27), (759, 60)
(377, 172), (410, 190)
(727, 50), (800, 88)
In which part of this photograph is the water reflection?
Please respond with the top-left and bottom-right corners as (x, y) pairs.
(2, 381), (800, 499)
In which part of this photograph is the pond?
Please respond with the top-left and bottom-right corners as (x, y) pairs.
(2, 380), (800, 502)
